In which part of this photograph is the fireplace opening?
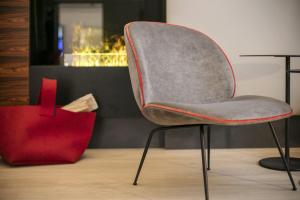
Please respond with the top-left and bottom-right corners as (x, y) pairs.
(58, 3), (127, 67)
(30, 0), (166, 67)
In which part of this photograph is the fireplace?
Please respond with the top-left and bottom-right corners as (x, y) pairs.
(29, 0), (166, 147)
(30, 0), (166, 67)
(58, 3), (127, 67)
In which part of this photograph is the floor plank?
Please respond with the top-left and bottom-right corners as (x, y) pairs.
(0, 148), (299, 200)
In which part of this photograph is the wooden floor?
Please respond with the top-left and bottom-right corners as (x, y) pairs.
(0, 148), (299, 200)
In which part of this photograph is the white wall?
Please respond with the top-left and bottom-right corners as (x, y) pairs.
(167, 0), (300, 114)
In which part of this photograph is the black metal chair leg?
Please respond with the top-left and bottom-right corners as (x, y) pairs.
(200, 125), (209, 200)
(133, 127), (162, 185)
(268, 122), (297, 191)
(207, 126), (211, 170)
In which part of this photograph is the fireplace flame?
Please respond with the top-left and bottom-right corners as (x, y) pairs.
(64, 25), (128, 67)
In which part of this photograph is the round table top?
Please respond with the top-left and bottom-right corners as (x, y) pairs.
(240, 54), (300, 57)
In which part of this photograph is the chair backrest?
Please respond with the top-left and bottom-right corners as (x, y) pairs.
(124, 22), (236, 109)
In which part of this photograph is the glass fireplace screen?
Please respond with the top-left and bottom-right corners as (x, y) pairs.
(59, 3), (127, 67)
(30, 0), (166, 67)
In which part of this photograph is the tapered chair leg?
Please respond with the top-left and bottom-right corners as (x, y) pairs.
(207, 126), (211, 170)
(268, 122), (297, 191)
(200, 125), (209, 200)
(133, 127), (162, 185)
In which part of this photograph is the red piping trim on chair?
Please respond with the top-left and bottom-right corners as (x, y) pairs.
(125, 21), (237, 107)
(143, 103), (293, 125)
(125, 24), (145, 106)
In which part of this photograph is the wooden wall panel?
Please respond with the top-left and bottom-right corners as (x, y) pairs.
(0, 0), (29, 105)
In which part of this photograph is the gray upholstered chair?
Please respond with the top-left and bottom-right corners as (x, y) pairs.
(124, 21), (296, 200)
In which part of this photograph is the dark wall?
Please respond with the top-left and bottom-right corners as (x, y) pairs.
(30, 66), (141, 117)
(0, 0), (29, 105)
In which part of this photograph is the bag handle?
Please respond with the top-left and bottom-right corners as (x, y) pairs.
(38, 78), (57, 117)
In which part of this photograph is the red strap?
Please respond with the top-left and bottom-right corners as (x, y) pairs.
(38, 78), (57, 117)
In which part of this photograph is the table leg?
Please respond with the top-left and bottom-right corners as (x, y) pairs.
(259, 56), (300, 171)
(285, 57), (291, 161)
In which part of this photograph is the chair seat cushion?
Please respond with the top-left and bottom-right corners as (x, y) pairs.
(142, 95), (292, 126)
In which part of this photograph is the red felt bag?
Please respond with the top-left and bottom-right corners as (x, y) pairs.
(0, 78), (96, 165)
